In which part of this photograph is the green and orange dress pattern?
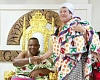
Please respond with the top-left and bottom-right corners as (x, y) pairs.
(51, 17), (100, 80)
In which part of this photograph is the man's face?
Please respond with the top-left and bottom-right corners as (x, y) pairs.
(28, 39), (40, 56)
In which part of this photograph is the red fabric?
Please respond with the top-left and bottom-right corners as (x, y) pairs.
(92, 62), (100, 80)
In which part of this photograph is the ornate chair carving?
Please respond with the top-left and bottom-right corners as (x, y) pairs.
(4, 11), (57, 80)
(22, 11), (54, 52)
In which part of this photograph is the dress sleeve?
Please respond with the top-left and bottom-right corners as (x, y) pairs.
(84, 23), (100, 54)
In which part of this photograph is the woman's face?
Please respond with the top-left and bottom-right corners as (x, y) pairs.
(59, 7), (72, 24)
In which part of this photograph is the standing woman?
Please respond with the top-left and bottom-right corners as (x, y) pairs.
(40, 3), (100, 80)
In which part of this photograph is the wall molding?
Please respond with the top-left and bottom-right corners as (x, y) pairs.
(0, 50), (20, 62)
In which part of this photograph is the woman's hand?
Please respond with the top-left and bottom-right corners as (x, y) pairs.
(71, 24), (86, 34)
(71, 24), (88, 44)
(92, 52), (100, 62)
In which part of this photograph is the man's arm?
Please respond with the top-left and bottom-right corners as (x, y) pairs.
(29, 68), (51, 78)
(13, 51), (29, 67)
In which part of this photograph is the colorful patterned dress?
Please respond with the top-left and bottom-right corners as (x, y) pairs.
(51, 17), (100, 80)
(11, 51), (55, 80)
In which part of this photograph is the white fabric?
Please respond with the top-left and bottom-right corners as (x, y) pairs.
(60, 3), (74, 15)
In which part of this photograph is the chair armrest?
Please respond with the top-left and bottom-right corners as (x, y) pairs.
(49, 72), (57, 80)
(4, 71), (15, 80)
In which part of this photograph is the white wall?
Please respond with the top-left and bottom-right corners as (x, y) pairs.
(89, 0), (100, 31)
(0, 0), (65, 4)
(66, 0), (88, 4)
(0, 62), (15, 80)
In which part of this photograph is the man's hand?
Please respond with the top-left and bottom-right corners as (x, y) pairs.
(30, 56), (41, 64)
(29, 68), (50, 78)
(29, 70), (40, 78)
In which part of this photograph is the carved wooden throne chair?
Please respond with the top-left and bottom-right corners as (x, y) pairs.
(4, 11), (57, 80)
(22, 11), (54, 52)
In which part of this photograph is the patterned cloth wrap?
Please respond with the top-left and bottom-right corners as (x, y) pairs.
(11, 51), (55, 80)
(51, 16), (100, 80)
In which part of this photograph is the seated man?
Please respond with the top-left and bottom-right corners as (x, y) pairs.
(11, 37), (55, 80)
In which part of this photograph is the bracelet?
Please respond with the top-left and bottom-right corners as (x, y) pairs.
(29, 57), (32, 64)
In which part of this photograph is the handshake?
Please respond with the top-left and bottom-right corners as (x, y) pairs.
(29, 56), (43, 64)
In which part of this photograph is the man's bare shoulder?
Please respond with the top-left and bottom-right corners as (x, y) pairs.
(21, 50), (28, 54)
(16, 50), (28, 58)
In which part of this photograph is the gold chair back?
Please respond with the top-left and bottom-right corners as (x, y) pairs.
(22, 11), (54, 52)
